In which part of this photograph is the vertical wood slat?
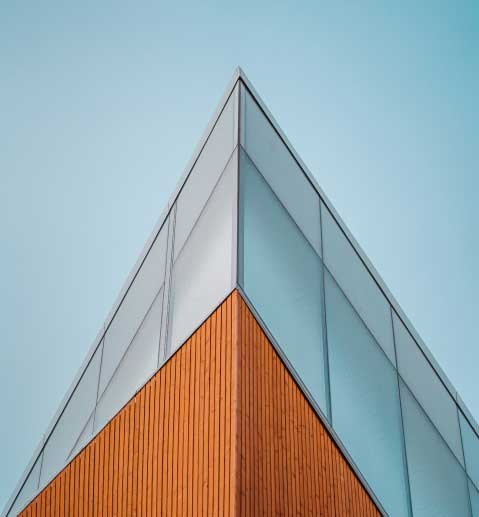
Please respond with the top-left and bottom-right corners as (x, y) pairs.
(20, 290), (379, 516)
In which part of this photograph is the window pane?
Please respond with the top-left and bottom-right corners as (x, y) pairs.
(460, 411), (479, 488)
(40, 345), (101, 486)
(95, 287), (163, 432)
(470, 480), (479, 517)
(7, 453), (42, 517)
(394, 311), (464, 466)
(240, 85), (321, 255)
(321, 204), (396, 365)
(325, 270), (410, 517)
(174, 83), (237, 261)
(400, 379), (470, 516)
(239, 149), (328, 414)
(99, 221), (168, 396)
(168, 150), (236, 353)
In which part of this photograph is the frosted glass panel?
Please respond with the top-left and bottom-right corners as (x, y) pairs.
(400, 379), (470, 517)
(394, 312), (464, 466)
(40, 345), (101, 486)
(7, 453), (42, 516)
(95, 287), (163, 432)
(460, 411), (479, 488)
(241, 85), (321, 255)
(174, 84), (237, 261)
(168, 151), (236, 353)
(325, 270), (410, 517)
(99, 222), (168, 396)
(239, 149), (328, 414)
(321, 204), (395, 365)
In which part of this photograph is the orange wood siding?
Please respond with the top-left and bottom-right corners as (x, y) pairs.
(20, 291), (379, 516)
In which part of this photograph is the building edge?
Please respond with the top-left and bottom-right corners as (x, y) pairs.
(17, 290), (382, 517)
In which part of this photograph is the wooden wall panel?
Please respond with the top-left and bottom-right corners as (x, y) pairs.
(21, 291), (379, 516)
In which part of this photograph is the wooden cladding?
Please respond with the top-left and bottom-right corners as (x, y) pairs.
(21, 291), (379, 516)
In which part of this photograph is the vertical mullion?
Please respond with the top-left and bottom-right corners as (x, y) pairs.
(390, 305), (415, 517)
(319, 200), (332, 424)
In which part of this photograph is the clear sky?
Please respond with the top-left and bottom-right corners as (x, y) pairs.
(1, 1), (478, 509)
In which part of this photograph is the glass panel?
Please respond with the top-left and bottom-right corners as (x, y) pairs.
(325, 270), (410, 517)
(40, 345), (101, 486)
(460, 411), (479, 488)
(240, 85), (321, 255)
(7, 453), (42, 516)
(239, 149), (328, 414)
(470, 480), (479, 517)
(400, 379), (471, 516)
(321, 204), (396, 365)
(168, 150), (236, 353)
(394, 311), (464, 466)
(174, 83), (237, 261)
(68, 412), (94, 461)
(95, 287), (163, 432)
(98, 222), (168, 396)
(158, 213), (175, 364)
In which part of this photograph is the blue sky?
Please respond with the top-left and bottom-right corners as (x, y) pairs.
(1, 1), (478, 509)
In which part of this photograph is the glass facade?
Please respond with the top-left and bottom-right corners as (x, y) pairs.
(239, 148), (328, 414)
(321, 204), (396, 365)
(240, 84), (321, 255)
(5, 71), (478, 517)
(393, 311), (464, 466)
(94, 286), (164, 432)
(324, 270), (410, 516)
(238, 80), (478, 516)
(168, 149), (237, 354)
(400, 380), (470, 516)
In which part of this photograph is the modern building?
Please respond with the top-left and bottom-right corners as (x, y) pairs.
(3, 68), (479, 516)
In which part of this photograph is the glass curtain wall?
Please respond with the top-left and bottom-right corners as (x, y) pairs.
(239, 148), (328, 415)
(238, 80), (478, 516)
